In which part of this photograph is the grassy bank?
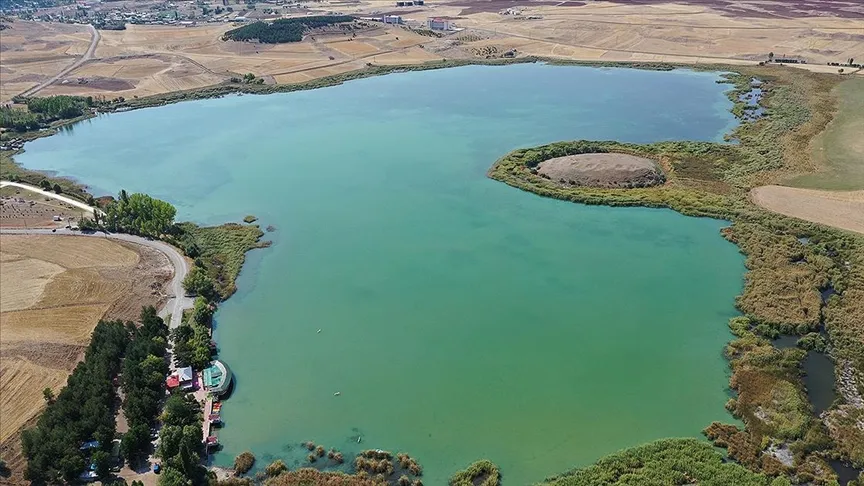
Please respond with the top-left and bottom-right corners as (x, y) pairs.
(489, 65), (864, 482)
(172, 222), (271, 300)
(791, 77), (864, 190)
(105, 57), (738, 113)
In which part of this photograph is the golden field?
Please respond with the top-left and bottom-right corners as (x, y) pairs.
(1, 0), (860, 103)
(0, 235), (171, 481)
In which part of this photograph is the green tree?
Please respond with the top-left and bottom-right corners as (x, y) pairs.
(158, 466), (190, 486)
(182, 267), (215, 298)
(92, 450), (110, 479)
(122, 424), (151, 465)
(161, 394), (200, 427)
(105, 191), (176, 237)
(53, 183), (62, 194)
(190, 297), (214, 326)
(42, 387), (54, 403)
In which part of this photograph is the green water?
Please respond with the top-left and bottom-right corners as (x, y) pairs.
(18, 64), (744, 484)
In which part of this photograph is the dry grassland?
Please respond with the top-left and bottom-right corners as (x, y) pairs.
(1, 186), (89, 229)
(750, 186), (864, 235)
(0, 21), (92, 102)
(3, 1), (860, 101)
(0, 235), (171, 481)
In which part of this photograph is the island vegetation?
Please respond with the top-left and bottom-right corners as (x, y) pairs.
(233, 451), (255, 475)
(488, 66), (864, 483)
(449, 460), (500, 486)
(222, 16), (354, 44)
(542, 438), (781, 486)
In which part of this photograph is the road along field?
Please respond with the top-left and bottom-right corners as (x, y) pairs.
(0, 21), (93, 103)
(2, 0), (860, 101)
(0, 235), (172, 482)
(0, 185), (88, 229)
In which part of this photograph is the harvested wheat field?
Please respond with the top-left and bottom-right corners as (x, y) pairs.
(0, 235), (172, 482)
(750, 186), (864, 235)
(1, 186), (88, 229)
(0, 21), (92, 102)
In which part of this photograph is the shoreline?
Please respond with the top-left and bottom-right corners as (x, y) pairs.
(4, 60), (862, 483)
(487, 66), (864, 482)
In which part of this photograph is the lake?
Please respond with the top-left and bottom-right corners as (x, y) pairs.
(17, 64), (745, 484)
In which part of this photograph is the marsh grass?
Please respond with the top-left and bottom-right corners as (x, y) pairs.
(173, 222), (270, 300)
(491, 65), (864, 481)
(449, 460), (500, 486)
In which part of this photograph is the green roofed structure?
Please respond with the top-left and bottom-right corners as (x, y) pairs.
(203, 360), (233, 396)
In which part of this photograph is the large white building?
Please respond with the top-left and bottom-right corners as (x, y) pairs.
(427, 17), (451, 30)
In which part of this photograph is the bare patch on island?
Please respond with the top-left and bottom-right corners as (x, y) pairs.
(534, 153), (666, 188)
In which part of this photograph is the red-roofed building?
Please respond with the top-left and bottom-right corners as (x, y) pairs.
(166, 375), (180, 389)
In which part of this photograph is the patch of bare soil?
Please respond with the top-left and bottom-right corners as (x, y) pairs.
(0, 190), (87, 229)
(605, 0), (864, 19)
(59, 76), (136, 91)
(750, 186), (864, 235)
(536, 153), (666, 188)
(102, 240), (172, 322)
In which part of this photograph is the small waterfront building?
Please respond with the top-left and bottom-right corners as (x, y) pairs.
(427, 17), (450, 30)
(203, 360), (233, 396)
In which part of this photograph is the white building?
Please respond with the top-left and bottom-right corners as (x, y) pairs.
(383, 15), (402, 24)
(427, 17), (450, 30)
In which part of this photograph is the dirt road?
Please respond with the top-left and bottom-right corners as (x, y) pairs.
(17, 24), (101, 98)
(0, 180), (95, 214)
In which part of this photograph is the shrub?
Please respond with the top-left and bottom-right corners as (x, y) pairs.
(234, 451), (255, 475)
(264, 459), (287, 477)
(449, 460), (500, 486)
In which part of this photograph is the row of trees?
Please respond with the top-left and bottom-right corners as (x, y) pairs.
(0, 106), (40, 132)
(222, 16), (353, 43)
(155, 394), (207, 485)
(21, 321), (130, 483)
(120, 307), (170, 464)
(0, 95), (95, 133)
(103, 190), (177, 237)
(170, 297), (215, 369)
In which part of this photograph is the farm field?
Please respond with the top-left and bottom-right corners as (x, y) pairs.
(2, 0), (862, 102)
(792, 77), (864, 190)
(0, 186), (87, 229)
(0, 235), (171, 483)
(0, 21), (92, 102)
(750, 77), (864, 233)
(750, 186), (864, 235)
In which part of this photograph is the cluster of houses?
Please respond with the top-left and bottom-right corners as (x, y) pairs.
(165, 360), (233, 451)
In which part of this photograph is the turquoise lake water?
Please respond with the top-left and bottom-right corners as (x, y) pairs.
(17, 64), (745, 484)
